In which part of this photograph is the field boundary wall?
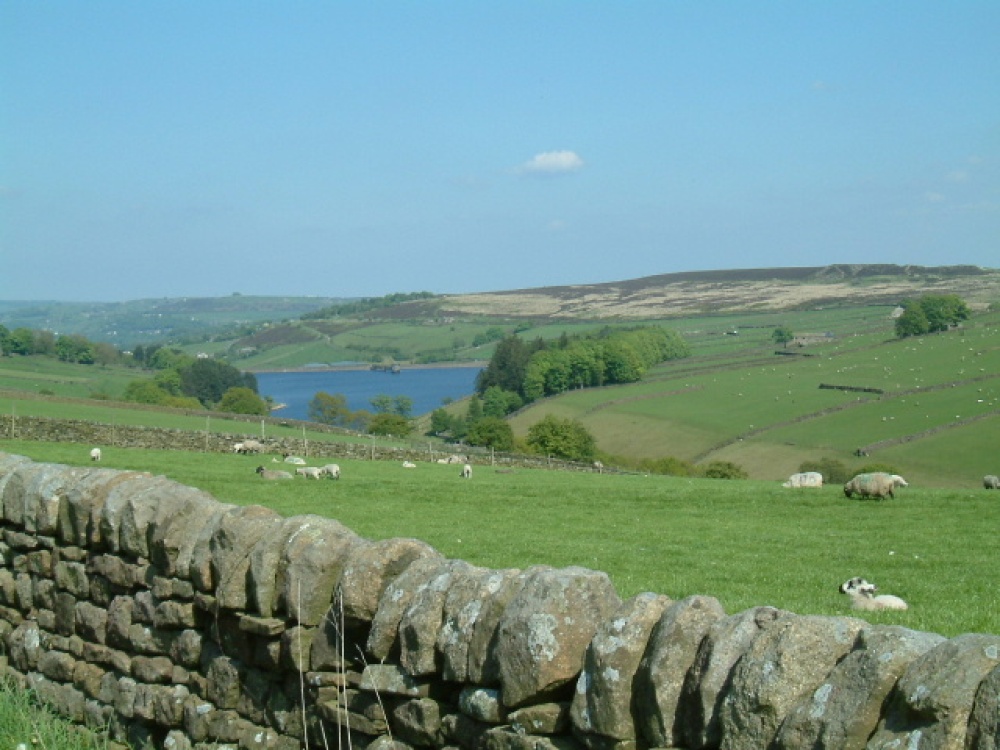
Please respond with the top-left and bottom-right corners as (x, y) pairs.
(0, 414), (596, 473)
(0, 452), (998, 749)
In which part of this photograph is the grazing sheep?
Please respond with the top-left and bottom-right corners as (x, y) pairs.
(782, 471), (823, 488)
(320, 464), (341, 480)
(232, 442), (244, 454)
(295, 466), (323, 479)
(843, 472), (896, 500)
(460, 463), (472, 479)
(890, 474), (909, 488)
(238, 439), (264, 455)
(256, 465), (293, 480)
(984, 475), (1000, 490)
(402, 461), (416, 469)
(839, 576), (908, 611)
(593, 460), (604, 474)
(89, 448), (102, 462)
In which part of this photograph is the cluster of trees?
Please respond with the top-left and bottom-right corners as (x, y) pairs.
(301, 292), (436, 320)
(474, 326), (690, 411)
(422, 326), (689, 463)
(894, 294), (971, 338)
(0, 325), (123, 365)
(308, 392), (415, 436)
(124, 350), (267, 414)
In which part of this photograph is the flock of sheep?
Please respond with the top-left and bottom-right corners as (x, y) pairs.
(783, 469), (1000, 496)
(241, 445), (473, 481)
(87, 442), (991, 618)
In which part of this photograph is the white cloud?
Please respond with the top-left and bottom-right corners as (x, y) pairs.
(516, 150), (584, 175)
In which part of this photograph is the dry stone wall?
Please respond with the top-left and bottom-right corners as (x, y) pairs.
(1, 415), (595, 473)
(0, 451), (998, 750)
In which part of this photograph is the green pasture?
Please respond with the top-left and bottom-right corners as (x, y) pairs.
(511, 311), (1000, 485)
(0, 356), (142, 400)
(2, 439), (997, 639)
(0, 395), (385, 448)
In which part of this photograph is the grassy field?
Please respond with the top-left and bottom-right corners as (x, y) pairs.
(2, 439), (997, 639)
(510, 309), (1000, 486)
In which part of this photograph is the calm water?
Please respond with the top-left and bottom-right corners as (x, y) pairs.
(255, 366), (483, 421)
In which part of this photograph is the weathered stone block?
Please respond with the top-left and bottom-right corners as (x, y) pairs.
(680, 606), (789, 749)
(154, 600), (197, 629)
(54, 559), (89, 596)
(629, 594), (722, 749)
(718, 614), (866, 749)
(772, 625), (945, 750)
(75, 600), (109, 643)
(38, 648), (78, 681)
(496, 566), (622, 708)
(400, 559), (475, 677)
(339, 537), (442, 624)
(868, 633), (1000, 749)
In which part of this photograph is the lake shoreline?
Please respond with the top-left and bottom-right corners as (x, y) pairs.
(249, 360), (487, 374)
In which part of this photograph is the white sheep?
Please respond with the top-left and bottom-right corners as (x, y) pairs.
(460, 463), (472, 479)
(256, 465), (293, 480)
(782, 471), (822, 488)
(238, 439), (264, 455)
(232, 442), (244, 454)
(839, 576), (908, 611)
(320, 464), (341, 480)
(984, 475), (1000, 490)
(402, 461), (416, 469)
(89, 447), (102, 462)
(295, 466), (323, 479)
(283, 455), (307, 465)
(890, 474), (909, 488)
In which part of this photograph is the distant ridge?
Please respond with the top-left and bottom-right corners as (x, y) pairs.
(432, 264), (999, 320)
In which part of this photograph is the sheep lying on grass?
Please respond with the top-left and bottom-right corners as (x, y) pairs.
(782, 471), (822, 488)
(984, 475), (1000, 490)
(402, 461), (416, 469)
(89, 448), (102, 462)
(839, 576), (908, 611)
(256, 466), (293, 480)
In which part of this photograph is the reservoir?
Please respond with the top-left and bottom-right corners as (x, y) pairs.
(255, 365), (484, 422)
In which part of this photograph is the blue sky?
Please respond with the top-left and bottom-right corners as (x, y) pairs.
(2, 2), (998, 302)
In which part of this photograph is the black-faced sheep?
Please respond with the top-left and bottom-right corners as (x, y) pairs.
(782, 471), (822, 488)
(460, 463), (472, 479)
(256, 465), (293, 480)
(839, 576), (908, 611)
(843, 472), (896, 500)
(984, 475), (1000, 490)
(89, 448), (102, 462)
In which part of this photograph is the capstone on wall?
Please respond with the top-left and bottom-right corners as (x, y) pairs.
(0, 451), (997, 750)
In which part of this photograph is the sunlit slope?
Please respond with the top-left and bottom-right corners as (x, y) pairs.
(510, 311), (1000, 486)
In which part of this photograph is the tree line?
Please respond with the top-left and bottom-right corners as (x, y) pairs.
(0, 325), (269, 416)
(0, 325), (123, 365)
